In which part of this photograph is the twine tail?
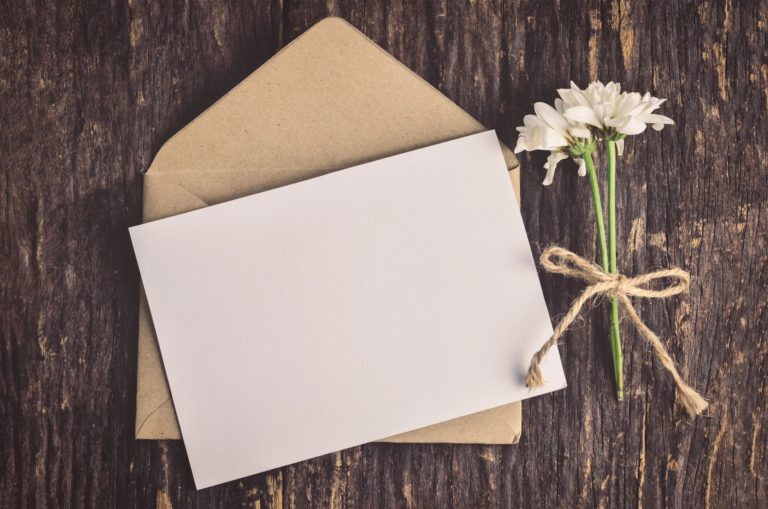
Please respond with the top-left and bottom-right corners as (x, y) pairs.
(526, 285), (603, 389)
(619, 295), (708, 416)
(525, 363), (544, 389)
(676, 383), (710, 416)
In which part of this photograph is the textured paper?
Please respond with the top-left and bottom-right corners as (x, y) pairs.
(130, 132), (566, 489)
(135, 16), (525, 442)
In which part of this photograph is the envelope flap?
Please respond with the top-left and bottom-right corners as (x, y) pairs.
(148, 17), (517, 182)
(147, 169), (336, 210)
(143, 174), (208, 222)
(149, 166), (519, 214)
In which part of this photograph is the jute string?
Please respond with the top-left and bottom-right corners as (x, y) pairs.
(527, 246), (708, 416)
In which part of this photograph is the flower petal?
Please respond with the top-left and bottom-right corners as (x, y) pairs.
(644, 113), (675, 129)
(542, 164), (556, 186)
(513, 135), (528, 153)
(617, 92), (643, 114)
(575, 157), (587, 176)
(523, 114), (545, 128)
(534, 102), (569, 133)
(615, 139), (625, 156)
(568, 126), (592, 139)
(616, 117), (647, 135)
(561, 82), (590, 106)
(539, 127), (570, 150)
(514, 120), (569, 152)
(564, 105), (603, 128)
(542, 151), (568, 185)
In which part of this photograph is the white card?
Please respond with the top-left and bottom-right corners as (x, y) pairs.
(130, 131), (566, 489)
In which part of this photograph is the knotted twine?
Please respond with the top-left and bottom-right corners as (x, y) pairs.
(526, 246), (708, 416)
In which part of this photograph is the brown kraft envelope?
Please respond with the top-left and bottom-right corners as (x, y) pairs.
(136, 17), (523, 444)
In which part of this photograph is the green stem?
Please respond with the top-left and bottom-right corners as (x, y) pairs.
(584, 150), (623, 401)
(584, 152), (609, 272)
(607, 141), (624, 401)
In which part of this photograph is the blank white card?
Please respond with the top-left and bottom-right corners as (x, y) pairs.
(130, 131), (566, 489)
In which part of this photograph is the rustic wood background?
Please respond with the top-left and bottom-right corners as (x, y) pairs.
(2, 0), (766, 507)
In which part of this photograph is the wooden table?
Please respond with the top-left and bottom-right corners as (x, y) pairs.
(2, 1), (766, 507)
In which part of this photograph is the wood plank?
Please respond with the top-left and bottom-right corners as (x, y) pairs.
(1, 1), (765, 507)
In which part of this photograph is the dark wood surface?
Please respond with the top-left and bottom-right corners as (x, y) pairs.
(2, 1), (766, 507)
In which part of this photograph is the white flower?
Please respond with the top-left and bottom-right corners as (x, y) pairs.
(514, 102), (592, 185)
(560, 81), (675, 143)
(514, 81), (674, 185)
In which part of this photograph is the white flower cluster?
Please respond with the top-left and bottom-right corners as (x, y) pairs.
(514, 81), (674, 185)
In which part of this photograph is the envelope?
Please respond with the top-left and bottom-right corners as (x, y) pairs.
(135, 16), (522, 443)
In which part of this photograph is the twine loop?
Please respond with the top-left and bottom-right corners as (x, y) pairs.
(527, 246), (708, 416)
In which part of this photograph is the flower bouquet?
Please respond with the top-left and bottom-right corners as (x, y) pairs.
(516, 82), (707, 416)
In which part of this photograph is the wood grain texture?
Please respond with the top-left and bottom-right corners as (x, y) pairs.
(1, 0), (765, 507)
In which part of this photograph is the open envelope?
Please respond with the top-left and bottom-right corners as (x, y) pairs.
(136, 16), (523, 443)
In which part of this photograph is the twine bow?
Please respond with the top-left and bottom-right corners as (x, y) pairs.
(527, 246), (708, 416)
